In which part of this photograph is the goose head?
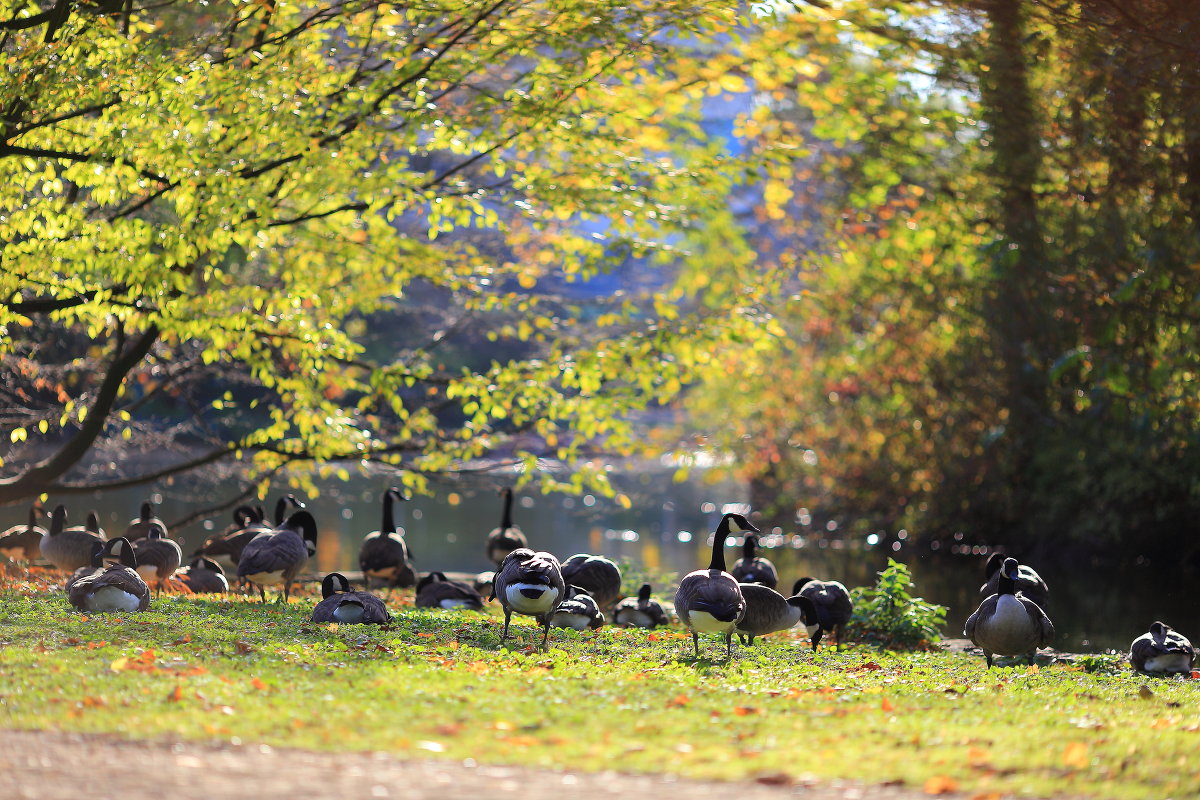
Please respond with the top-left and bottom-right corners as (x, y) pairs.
(322, 572), (353, 598)
(284, 510), (319, 556)
(103, 537), (139, 570)
(189, 556), (225, 575)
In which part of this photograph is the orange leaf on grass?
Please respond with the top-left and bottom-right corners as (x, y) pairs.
(1062, 742), (1088, 769)
(923, 776), (959, 795)
(167, 685), (184, 703)
(251, 677), (268, 691)
(881, 697), (895, 712)
(667, 694), (691, 708)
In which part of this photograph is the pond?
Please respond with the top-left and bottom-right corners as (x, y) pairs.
(10, 461), (1196, 654)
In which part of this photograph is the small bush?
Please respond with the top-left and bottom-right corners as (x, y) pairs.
(847, 559), (946, 648)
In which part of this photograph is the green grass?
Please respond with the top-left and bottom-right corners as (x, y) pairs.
(1, 585), (1198, 799)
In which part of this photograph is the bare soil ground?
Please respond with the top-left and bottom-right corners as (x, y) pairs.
(0, 728), (1036, 800)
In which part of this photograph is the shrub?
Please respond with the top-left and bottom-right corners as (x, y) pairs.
(847, 559), (946, 648)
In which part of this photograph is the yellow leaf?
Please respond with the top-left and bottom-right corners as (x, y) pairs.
(923, 776), (959, 795)
(109, 657), (129, 671)
(1062, 742), (1088, 769)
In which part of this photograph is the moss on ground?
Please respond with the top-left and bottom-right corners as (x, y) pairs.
(0, 581), (1197, 799)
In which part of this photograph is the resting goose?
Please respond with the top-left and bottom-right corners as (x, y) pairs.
(736, 584), (818, 645)
(613, 584), (671, 629)
(492, 547), (565, 646)
(190, 505), (266, 571)
(980, 552), (1049, 609)
(67, 537), (150, 613)
(311, 572), (391, 624)
(133, 527), (183, 596)
(357, 487), (416, 588)
(473, 570), (496, 599)
(0, 506), (46, 564)
(1130, 621), (1195, 675)
(559, 553), (622, 608)
(415, 572), (485, 610)
(236, 509), (318, 602)
(123, 501), (167, 542)
(486, 487), (528, 566)
(674, 512), (756, 658)
(41, 505), (106, 572)
(730, 534), (778, 589)
(549, 586), (605, 630)
(964, 557), (1054, 668)
(177, 557), (230, 594)
(792, 577), (854, 649)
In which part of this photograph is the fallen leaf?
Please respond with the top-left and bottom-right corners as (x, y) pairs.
(755, 773), (792, 787)
(167, 685), (184, 703)
(172, 634), (192, 645)
(881, 697), (895, 712)
(1062, 741), (1088, 769)
(734, 706), (760, 716)
(489, 720), (515, 731)
(667, 694), (691, 708)
(235, 640), (254, 655)
(415, 740), (444, 752)
(1025, 664), (1039, 674)
(110, 657), (129, 672)
(1138, 685), (1154, 699)
(251, 677), (268, 691)
(923, 775), (959, 795)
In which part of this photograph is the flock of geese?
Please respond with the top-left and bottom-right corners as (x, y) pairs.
(0, 488), (1195, 674)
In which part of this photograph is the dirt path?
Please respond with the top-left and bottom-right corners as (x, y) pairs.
(0, 728), (991, 800)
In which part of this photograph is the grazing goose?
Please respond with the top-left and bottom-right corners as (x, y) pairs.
(980, 552), (1049, 608)
(964, 557), (1054, 668)
(236, 509), (318, 602)
(67, 537), (150, 613)
(311, 572), (391, 624)
(177, 557), (230, 594)
(675, 512), (756, 659)
(559, 553), (622, 608)
(492, 547), (565, 646)
(613, 583), (671, 629)
(730, 534), (778, 589)
(0, 506), (46, 563)
(549, 585), (605, 631)
(123, 501), (167, 542)
(486, 487), (528, 566)
(133, 527), (183, 596)
(415, 572), (485, 610)
(41, 505), (106, 572)
(792, 577), (854, 649)
(736, 584), (818, 645)
(1130, 621), (1195, 675)
(357, 487), (416, 588)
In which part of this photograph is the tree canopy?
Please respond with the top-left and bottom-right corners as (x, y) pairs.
(0, 0), (779, 508)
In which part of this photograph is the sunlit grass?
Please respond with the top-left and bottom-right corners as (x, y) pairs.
(0, 583), (1197, 799)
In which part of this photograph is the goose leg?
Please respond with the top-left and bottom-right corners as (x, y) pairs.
(725, 632), (734, 659)
(811, 629), (824, 650)
(691, 630), (700, 658)
(985, 651), (994, 669)
(501, 608), (512, 640)
(258, 584), (267, 603)
(540, 621), (550, 648)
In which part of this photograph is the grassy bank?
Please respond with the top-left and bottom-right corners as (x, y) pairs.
(0, 584), (1197, 799)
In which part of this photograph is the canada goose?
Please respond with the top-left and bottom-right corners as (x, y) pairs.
(40, 505), (106, 572)
(613, 583), (670, 628)
(492, 547), (565, 646)
(964, 557), (1054, 668)
(177, 556), (230, 594)
(415, 572), (485, 610)
(560, 553), (622, 608)
(133, 527), (183, 596)
(192, 497), (303, 571)
(549, 585), (605, 630)
(123, 501), (167, 542)
(357, 487), (416, 588)
(735, 584), (819, 645)
(65, 541), (107, 595)
(980, 552), (1049, 608)
(675, 512), (756, 658)
(67, 537), (150, 613)
(1130, 621), (1195, 675)
(0, 506), (46, 563)
(730, 534), (778, 588)
(236, 509), (318, 602)
(486, 487), (528, 566)
(311, 572), (391, 624)
(792, 577), (854, 649)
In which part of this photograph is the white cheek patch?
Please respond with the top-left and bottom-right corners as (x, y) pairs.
(689, 611), (735, 633)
